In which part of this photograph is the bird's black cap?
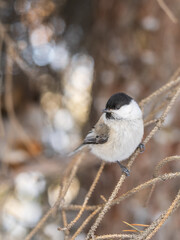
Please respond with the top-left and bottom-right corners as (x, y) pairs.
(105, 93), (133, 110)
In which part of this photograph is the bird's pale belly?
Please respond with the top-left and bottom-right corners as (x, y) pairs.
(90, 120), (143, 163)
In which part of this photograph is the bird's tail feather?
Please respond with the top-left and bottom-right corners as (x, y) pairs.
(68, 144), (85, 157)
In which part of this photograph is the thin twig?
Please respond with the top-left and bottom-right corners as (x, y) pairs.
(63, 171), (180, 212)
(5, 44), (35, 152)
(95, 233), (136, 239)
(59, 162), (105, 231)
(0, 23), (38, 80)
(154, 155), (180, 178)
(122, 221), (141, 233)
(137, 190), (180, 240)
(145, 155), (180, 206)
(139, 74), (180, 109)
(0, 29), (5, 136)
(25, 153), (84, 240)
(145, 183), (156, 207)
(71, 207), (101, 240)
(61, 210), (70, 239)
(144, 118), (159, 127)
(157, 0), (178, 23)
(86, 173), (127, 239)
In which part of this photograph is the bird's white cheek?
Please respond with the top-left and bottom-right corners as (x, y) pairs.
(113, 100), (142, 120)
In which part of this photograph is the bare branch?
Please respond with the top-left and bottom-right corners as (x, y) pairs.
(157, 0), (178, 23)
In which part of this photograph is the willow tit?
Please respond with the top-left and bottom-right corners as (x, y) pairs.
(71, 93), (144, 176)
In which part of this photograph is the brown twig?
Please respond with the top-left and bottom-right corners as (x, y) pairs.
(4, 44), (39, 157)
(137, 190), (180, 239)
(71, 207), (102, 240)
(144, 118), (159, 127)
(0, 23), (38, 80)
(145, 183), (156, 207)
(139, 73), (180, 109)
(62, 171), (180, 212)
(0, 30), (5, 137)
(61, 210), (70, 239)
(145, 155), (180, 206)
(154, 155), (180, 178)
(25, 153), (84, 240)
(94, 233), (136, 239)
(157, 0), (178, 23)
(59, 162), (105, 231)
(86, 173), (127, 239)
(122, 221), (142, 233)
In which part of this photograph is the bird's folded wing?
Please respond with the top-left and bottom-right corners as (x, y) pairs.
(83, 119), (109, 145)
(68, 116), (109, 157)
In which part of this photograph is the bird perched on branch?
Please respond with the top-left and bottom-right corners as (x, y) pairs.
(70, 93), (144, 176)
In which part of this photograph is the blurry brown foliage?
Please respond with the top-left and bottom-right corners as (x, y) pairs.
(0, 0), (180, 240)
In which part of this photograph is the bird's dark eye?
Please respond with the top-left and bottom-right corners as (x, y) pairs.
(106, 112), (112, 119)
(115, 104), (121, 109)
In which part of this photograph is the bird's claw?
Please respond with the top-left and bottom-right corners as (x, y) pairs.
(117, 161), (130, 176)
(139, 143), (145, 153)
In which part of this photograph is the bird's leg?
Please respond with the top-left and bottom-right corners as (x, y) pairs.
(116, 161), (130, 176)
(138, 143), (145, 153)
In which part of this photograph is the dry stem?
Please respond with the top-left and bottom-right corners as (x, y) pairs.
(157, 0), (178, 23)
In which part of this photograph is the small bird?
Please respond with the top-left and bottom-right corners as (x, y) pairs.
(71, 92), (144, 176)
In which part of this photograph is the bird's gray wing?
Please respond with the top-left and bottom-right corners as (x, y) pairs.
(68, 116), (109, 157)
(83, 118), (109, 145)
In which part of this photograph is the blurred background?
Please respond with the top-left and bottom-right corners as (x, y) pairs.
(0, 0), (180, 239)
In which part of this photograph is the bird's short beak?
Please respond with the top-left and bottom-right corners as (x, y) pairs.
(102, 109), (111, 113)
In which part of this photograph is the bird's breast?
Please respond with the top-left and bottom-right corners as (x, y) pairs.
(90, 119), (144, 163)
